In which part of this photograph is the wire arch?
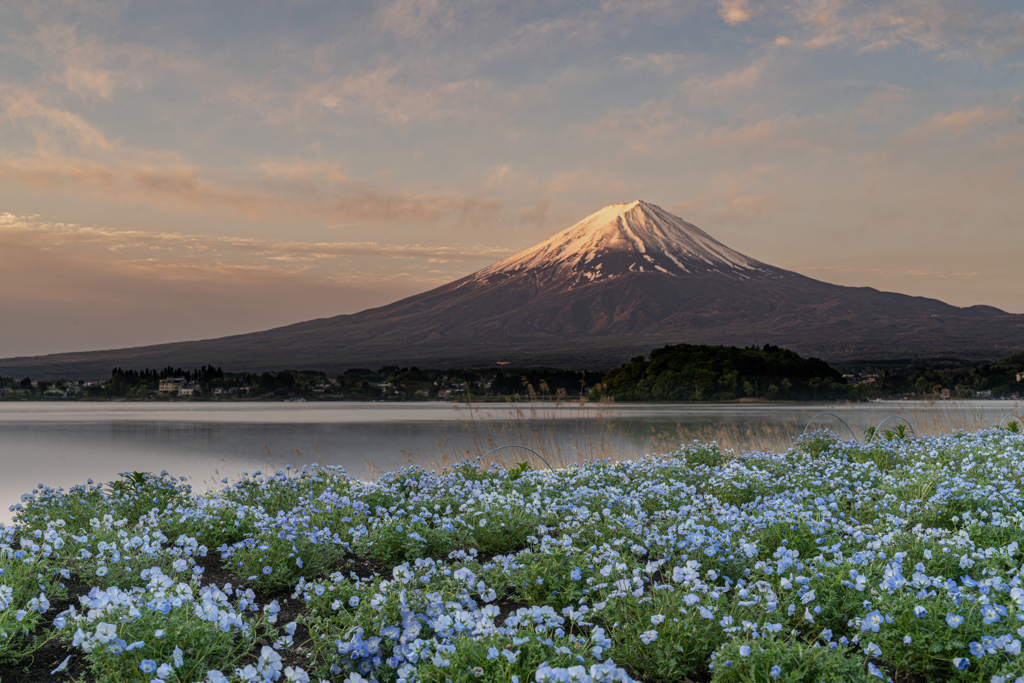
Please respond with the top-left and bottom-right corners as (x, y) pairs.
(869, 415), (917, 442)
(796, 412), (859, 443)
(998, 414), (1024, 430)
(480, 445), (554, 471)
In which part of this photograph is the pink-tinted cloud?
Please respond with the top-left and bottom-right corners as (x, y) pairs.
(719, 0), (753, 26)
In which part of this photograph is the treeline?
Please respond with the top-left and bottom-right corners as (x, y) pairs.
(110, 366), (225, 383)
(594, 344), (849, 402)
(104, 366), (225, 397)
(5, 346), (1021, 402)
(850, 352), (1024, 398)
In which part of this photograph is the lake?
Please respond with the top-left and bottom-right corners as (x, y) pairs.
(1, 399), (1020, 523)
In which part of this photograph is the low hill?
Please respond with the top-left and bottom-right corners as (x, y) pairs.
(596, 343), (847, 402)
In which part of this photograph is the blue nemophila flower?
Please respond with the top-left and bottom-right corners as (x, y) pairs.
(263, 566), (273, 574)
(739, 645), (751, 657)
(863, 610), (884, 632)
(50, 655), (71, 675)
(969, 642), (984, 657)
(770, 665), (781, 678)
(913, 605), (927, 618)
(139, 659), (157, 674)
(953, 657), (970, 670)
(946, 613), (965, 628)
(640, 630), (658, 644)
(867, 662), (885, 679)
(864, 642), (881, 658)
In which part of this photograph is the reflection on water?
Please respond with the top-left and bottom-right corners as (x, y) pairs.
(0, 400), (1020, 523)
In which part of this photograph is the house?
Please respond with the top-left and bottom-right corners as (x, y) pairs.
(159, 377), (186, 393)
(177, 382), (202, 397)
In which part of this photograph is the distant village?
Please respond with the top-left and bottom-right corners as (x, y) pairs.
(0, 366), (606, 402)
(1, 346), (1021, 402)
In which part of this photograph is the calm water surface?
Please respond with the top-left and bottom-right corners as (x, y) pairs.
(1, 400), (1020, 522)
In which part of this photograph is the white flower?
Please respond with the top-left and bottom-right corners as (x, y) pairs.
(94, 622), (117, 644)
(640, 630), (658, 644)
(284, 666), (311, 683)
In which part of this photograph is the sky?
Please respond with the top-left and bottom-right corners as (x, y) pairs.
(1, 0), (1023, 358)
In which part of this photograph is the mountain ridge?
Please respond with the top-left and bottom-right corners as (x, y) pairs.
(2, 201), (1021, 379)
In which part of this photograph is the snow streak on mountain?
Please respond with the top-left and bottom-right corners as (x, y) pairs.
(467, 200), (775, 289)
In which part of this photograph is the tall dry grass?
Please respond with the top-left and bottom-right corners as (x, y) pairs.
(388, 381), (626, 475)
(393, 397), (1024, 475)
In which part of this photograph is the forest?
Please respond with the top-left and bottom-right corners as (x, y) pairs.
(594, 343), (849, 402)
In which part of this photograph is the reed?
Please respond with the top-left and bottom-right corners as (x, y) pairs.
(394, 382), (627, 474)
(398, 397), (1024, 475)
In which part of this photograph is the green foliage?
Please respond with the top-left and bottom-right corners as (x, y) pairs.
(58, 570), (279, 683)
(598, 589), (729, 681)
(710, 637), (870, 682)
(352, 518), (465, 567)
(0, 539), (66, 660)
(598, 343), (848, 402)
(105, 471), (192, 521)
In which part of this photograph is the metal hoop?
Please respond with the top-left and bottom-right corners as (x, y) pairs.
(998, 414), (1024, 430)
(869, 415), (917, 442)
(480, 445), (554, 471)
(797, 412), (859, 443)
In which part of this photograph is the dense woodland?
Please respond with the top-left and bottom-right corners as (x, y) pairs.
(594, 344), (849, 401)
(1, 346), (1021, 402)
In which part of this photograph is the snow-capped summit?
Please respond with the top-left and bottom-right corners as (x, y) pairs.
(469, 200), (773, 288)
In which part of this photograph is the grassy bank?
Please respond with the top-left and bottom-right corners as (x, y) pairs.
(3, 427), (1024, 682)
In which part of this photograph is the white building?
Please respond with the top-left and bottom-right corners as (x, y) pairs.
(159, 377), (186, 393)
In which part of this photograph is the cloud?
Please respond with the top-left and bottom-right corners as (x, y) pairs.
(903, 105), (1014, 141)
(577, 101), (683, 153)
(683, 56), (771, 101)
(719, 0), (752, 25)
(772, 0), (1024, 60)
(374, 0), (456, 37)
(0, 148), (505, 228)
(0, 212), (516, 263)
(31, 23), (204, 100)
(2, 88), (114, 150)
(615, 52), (692, 74)
(311, 68), (493, 124)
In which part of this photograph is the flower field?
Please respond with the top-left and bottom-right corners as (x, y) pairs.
(4, 428), (1024, 683)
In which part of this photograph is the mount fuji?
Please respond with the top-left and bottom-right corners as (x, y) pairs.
(3, 200), (1022, 377)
